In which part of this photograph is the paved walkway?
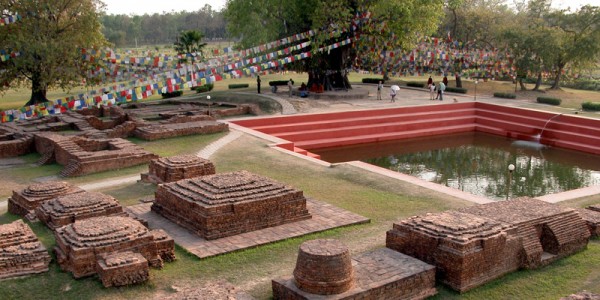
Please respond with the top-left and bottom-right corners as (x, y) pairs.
(127, 199), (369, 259)
(78, 129), (243, 191)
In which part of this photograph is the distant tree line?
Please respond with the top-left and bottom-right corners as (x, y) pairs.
(101, 4), (227, 47)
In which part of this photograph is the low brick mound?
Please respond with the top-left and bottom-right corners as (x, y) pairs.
(273, 239), (437, 300)
(36, 191), (125, 230)
(34, 132), (158, 177)
(386, 197), (590, 293)
(54, 215), (175, 279)
(560, 291), (600, 300)
(134, 120), (228, 141)
(8, 181), (84, 220)
(0, 220), (51, 280)
(97, 251), (149, 287)
(588, 204), (600, 213)
(141, 155), (216, 184)
(577, 208), (600, 238)
(151, 170), (312, 240)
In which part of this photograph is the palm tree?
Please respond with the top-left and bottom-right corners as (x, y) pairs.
(174, 30), (207, 62)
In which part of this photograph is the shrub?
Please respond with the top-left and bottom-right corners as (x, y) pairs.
(562, 79), (600, 91)
(161, 90), (183, 99)
(362, 78), (385, 84)
(269, 80), (291, 86)
(493, 92), (517, 99)
(445, 87), (468, 94)
(406, 82), (425, 88)
(192, 83), (214, 93)
(536, 96), (561, 106)
(228, 83), (249, 89)
(582, 102), (600, 111)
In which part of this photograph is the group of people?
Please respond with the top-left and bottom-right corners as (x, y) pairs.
(376, 81), (399, 102)
(427, 76), (446, 100)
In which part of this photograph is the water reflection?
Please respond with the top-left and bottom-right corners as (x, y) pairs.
(313, 132), (600, 200)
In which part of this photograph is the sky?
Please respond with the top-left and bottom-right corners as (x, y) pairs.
(100, 0), (596, 15)
(101, 0), (227, 15)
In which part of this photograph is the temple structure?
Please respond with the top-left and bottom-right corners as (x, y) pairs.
(152, 170), (312, 240)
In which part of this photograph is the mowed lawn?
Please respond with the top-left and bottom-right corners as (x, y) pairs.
(0, 130), (599, 299)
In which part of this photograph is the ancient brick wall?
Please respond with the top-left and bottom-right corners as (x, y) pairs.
(134, 121), (228, 141)
(142, 155), (216, 184)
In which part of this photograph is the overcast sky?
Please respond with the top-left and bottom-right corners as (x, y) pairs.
(101, 0), (595, 15)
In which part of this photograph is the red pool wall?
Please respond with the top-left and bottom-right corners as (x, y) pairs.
(231, 102), (600, 157)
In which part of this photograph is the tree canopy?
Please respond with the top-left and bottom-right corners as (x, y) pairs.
(224, 0), (445, 86)
(174, 30), (208, 62)
(0, 0), (108, 105)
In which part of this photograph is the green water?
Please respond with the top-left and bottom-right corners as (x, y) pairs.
(313, 132), (600, 200)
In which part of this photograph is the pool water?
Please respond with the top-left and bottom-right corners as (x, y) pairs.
(313, 132), (600, 200)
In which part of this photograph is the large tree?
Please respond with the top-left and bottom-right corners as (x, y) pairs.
(0, 0), (107, 105)
(224, 0), (444, 88)
(174, 30), (208, 62)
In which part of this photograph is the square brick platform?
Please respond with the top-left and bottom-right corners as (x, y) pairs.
(272, 248), (437, 300)
(127, 199), (369, 259)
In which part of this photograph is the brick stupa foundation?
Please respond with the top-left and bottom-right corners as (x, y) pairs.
(387, 197), (590, 293)
(152, 170), (312, 240)
(96, 251), (149, 287)
(272, 239), (437, 299)
(141, 154), (216, 184)
(36, 191), (125, 230)
(0, 220), (51, 280)
(54, 215), (175, 279)
(8, 181), (84, 220)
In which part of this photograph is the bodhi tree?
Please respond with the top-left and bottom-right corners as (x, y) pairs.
(0, 0), (107, 106)
(224, 0), (444, 90)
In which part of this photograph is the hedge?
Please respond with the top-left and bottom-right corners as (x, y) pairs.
(536, 96), (561, 106)
(582, 102), (600, 111)
(406, 82), (425, 88)
(269, 80), (292, 86)
(445, 87), (468, 94)
(493, 92), (517, 99)
(193, 83), (214, 93)
(228, 83), (249, 89)
(362, 78), (385, 84)
(161, 90), (183, 99)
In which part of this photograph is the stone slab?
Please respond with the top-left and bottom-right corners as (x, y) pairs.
(127, 199), (370, 259)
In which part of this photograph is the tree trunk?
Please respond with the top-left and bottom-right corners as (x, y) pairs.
(455, 74), (462, 88)
(532, 73), (542, 91)
(26, 73), (49, 106)
(518, 78), (527, 91)
(551, 65), (564, 89)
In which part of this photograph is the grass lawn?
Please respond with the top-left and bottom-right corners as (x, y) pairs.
(1, 131), (598, 299)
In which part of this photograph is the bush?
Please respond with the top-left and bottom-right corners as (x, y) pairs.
(228, 83), (249, 89)
(445, 87), (468, 94)
(582, 102), (600, 111)
(537, 96), (561, 106)
(493, 92), (517, 99)
(406, 82), (425, 88)
(561, 79), (600, 91)
(161, 90), (183, 99)
(362, 78), (385, 84)
(192, 83), (214, 93)
(269, 80), (291, 86)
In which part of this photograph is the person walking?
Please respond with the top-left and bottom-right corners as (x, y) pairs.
(257, 75), (261, 94)
(438, 81), (446, 100)
(390, 87), (397, 102)
(377, 81), (383, 100)
(288, 78), (293, 97)
(427, 76), (433, 88)
(429, 83), (436, 100)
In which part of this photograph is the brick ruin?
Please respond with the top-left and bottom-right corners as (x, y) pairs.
(576, 204), (600, 238)
(96, 251), (149, 287)
(272, 239), (437, 300)
(54, 215), (175, 279)
(8, 181), (84, 220)
(132, 114), (228, 141)
(141, 154), (216, 184)
(560, 291), (600, 300)
(0, 220), (51, 280)
(386, 197), (590, 293)
(0, 125), (34, 158)
(36, 191), (126, 230)
(34, 132), (158, 176)
(152, 170), (312, 240)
